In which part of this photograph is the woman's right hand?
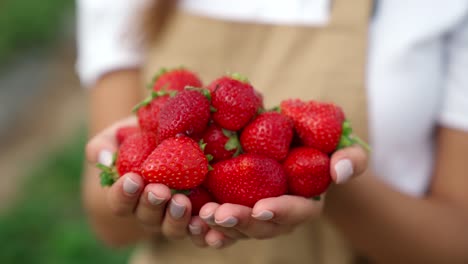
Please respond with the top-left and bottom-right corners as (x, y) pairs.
(85, 117), (193, 240)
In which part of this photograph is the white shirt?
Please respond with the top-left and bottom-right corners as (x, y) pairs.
(76, 0), (468, 197)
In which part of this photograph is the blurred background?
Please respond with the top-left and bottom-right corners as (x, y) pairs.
(0, 1), (130, 263)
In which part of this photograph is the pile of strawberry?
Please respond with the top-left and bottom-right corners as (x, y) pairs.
(98, 68), (368, 215)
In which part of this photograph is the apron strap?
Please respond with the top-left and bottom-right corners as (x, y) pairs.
(329, 0), (374, 28)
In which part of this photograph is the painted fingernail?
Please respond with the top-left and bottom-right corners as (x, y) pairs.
(215, 216), (238, 227)
(123, 177), (139, 194)
(98, 150), (114, 166)
(252, 210), (274, 221)
(209, 240), (223, 249)
(188, 224), (202, 235)
(335, 159), (354, 184)
(200, 212), (215, 225)
(148, 192), (165, 205)
(169, 199), (186, 219)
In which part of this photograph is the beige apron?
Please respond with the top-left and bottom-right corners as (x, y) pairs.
(134, 0), (372, 263)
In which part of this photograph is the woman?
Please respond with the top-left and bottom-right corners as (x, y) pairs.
(79, 0), (468, 263)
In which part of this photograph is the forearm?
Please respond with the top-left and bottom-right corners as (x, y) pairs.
(325, 173), (468, 264)
(88, 69), (144, 136)
(84, 69), (147, 247)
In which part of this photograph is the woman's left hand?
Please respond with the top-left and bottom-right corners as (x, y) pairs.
(188, 145), (368, 249)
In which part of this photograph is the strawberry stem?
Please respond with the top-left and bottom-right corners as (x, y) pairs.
(337, 120), (371, 152)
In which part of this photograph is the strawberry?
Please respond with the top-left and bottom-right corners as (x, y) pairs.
(209, 74), (260, 131)
(240, 112), (293, 161)
(116, 131), (158, 177)
(206, 154), (287, 207)
(280, 100), (345, 154)
(134, 92), (170, 133)
(140, 135), (209, 190)
(116, 125), (140, 145)
(187, 186), (215, 216)
(202, 123), (241, 163)
(157, 89), (211, 142)
(151, 68), (202, 92)
(97, 131), (158, 186)
(283, 147), (331, 197)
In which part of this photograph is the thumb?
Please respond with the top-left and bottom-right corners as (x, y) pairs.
(330, 145), (369, 184)
(85, 116), (137, 164)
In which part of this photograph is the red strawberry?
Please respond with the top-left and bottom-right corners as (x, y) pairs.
(135, 93), (170, 133)
(140, 135), (209, 190)
(116, 125), (140, 145)
(281, 99), (344, 154)
(157, 90), (211, 142)
(116, 131), (158, 177)
(187, 186), (215, 216)
(209, 74), (260, 131)
(283, 147), (331, 197)
(151, 68), (202, 92)
(206, 154), (287, 207)
(240, 112), (293, 161)
(279, 99), (306, 118)
(202, 124), (241, 163)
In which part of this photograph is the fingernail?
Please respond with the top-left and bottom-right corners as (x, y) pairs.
(123, 177), (139, 194)
(209, 240), (223, 249)
(98, 150), (114, 166)
(200, 212), (215, 225)
(169, 199), (186, 219)
(148, 192), (165, 205)
(188, 224), (202, 235)
(215, 216), (238, 227)
(335, 159), (354, 184)
(252, 210), (274, 221)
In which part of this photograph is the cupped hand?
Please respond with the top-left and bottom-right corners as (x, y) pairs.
(192, 145), (369, 248)
(85, 117), (193, 240)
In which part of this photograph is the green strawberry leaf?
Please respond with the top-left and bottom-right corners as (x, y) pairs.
(337, 120), (371, 152)
(230, 72), (250, 83)
(312, 196), (321, 201)
(198, 139), (207, 152)
(96, 163), (118, 187)
(146, 68), (169, 89)
(223, 130), (243, 157)
(132, 90), (168, 112)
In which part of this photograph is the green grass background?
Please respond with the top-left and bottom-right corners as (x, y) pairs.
(0, 1), (134, 262)
(0, 130), (132, 263)
(0, 0), (71, 64)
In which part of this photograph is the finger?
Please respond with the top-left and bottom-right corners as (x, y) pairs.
(188, 216), (210, 248)
(330, 145), (369, 184)
(199, 203), (247, 239)
(161, 194), (192, 240)
(214, 203), (279, 239)
(199, 202), (221, 226)
(135, 184), (171, 232)
(86, 116), (137, 164)
(204, 229), (236, 249)
(252, 195), (323, 226)
(107, 173), (144, 216)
